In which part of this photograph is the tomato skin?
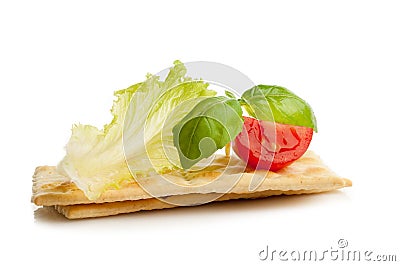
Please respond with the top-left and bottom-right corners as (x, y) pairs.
(233, 116), (313, 171)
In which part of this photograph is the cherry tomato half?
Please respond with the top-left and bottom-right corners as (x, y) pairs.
(233, 116), (313, 171)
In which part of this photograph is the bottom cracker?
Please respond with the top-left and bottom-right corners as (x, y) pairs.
(55, 188), (332, 219)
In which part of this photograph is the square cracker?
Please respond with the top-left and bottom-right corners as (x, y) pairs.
(32, 151), (351, 218)
(55, 189), (336, 219)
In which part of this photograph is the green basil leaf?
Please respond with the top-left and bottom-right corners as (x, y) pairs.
(172, 96), (243, 169)
(241, 85), (318, 132)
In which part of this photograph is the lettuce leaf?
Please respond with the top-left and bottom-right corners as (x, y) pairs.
(57, 61), (216, 200)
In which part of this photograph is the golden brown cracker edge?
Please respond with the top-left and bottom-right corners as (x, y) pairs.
(55, 189), (335, 219)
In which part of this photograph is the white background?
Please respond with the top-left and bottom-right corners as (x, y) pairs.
(1, 0), (399, 265)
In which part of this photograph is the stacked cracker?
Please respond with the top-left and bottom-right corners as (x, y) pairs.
(32, 151), (351, 219)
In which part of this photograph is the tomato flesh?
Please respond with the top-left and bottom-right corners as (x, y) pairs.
(233, 116), (313, 171)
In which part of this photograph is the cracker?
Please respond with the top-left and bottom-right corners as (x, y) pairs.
(55, 189), (334, 219)
(32, 151), (351, 207)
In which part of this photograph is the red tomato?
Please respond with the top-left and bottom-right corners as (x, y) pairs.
(233, 116), (313, 171)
